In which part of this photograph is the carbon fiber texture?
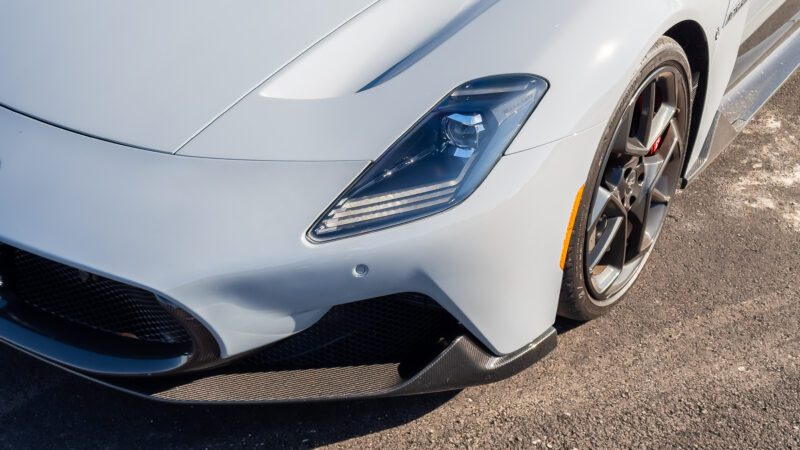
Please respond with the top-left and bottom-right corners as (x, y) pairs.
(143, 329), (557, 403)
(153, 364), (404, 402)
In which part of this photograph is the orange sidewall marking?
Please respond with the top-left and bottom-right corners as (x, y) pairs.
(560, 184), (585, 270)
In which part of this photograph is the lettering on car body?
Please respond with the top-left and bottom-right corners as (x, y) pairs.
(725, 0), (749, 27)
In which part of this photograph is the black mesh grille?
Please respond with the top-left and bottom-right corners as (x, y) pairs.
(4, 248), (191, 345)
(236, 293), (459, 372)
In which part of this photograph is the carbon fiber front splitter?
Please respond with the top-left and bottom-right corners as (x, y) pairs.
(8, 327), (557, 404)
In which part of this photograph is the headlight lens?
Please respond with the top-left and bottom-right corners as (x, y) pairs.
(310, 74), (548, 241)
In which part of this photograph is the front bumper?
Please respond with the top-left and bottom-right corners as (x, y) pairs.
(0, 247), (556, 401)
(9, 325), (556, 404)
(0, 106), (601, 400)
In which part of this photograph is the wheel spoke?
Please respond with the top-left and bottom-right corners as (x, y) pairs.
(586, 188), (627, 276)
(640, 160), (663, 195)
(586, 216), (625, 270)
(641, 123), (678, 189)
(659, 120), (680, 163)
(589, 186), (614, 230)
(617, 77), (680, 156)
(625, 189), (651, 254)
(610, 106), (638, 155)
(586, 205), (628, 296)
(626, 124), (677, 253)
(639, 228), (655, 253)
(592, 265), (622, 296)
(618, 82), (656, 156)
(627, 192), (648, 226)
(645, 105), (677, 149)
(634, 82), (657, 146)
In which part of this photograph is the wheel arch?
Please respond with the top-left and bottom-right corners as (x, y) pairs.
(664, 20), (711, 181)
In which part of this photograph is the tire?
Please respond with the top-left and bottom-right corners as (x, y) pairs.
(558, 36), (692, 321)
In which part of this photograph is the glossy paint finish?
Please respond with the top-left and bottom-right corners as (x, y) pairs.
(0, 0), (778, 363)
(2, 0), (743, 163)
(0, 0), (378, 151)
(0, 104), (600, 356)
(687, 7), (800, 182)
(180, 0), (740, 164)
(744, 0), (787, 38)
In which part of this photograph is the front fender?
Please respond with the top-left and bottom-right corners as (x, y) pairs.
(179, 0), (734, 162)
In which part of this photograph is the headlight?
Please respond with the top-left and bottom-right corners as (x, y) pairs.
(309, 74), (549, 241)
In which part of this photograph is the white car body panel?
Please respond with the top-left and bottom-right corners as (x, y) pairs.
(743, 0), (786, 37)
(179, 0), (741, 164)
(0, 104), (602, 356)
(0, 0), (788, 368)
(0, 0), (378, 152)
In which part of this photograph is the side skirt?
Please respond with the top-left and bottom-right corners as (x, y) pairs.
(683, 10), (800, 185)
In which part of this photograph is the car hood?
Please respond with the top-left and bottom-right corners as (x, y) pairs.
(0, 0), (379, 152)
(1, 1), (711, 162)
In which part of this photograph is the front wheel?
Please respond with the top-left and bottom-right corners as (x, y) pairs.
(558, 37), (692, 321)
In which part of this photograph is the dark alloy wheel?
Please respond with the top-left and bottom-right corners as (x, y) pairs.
(558, 37), (692, 320)
(586, 65), (688, 303)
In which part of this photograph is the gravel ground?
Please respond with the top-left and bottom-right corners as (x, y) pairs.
(1, 69), (799, 450)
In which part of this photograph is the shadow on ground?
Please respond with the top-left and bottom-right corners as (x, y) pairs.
(1, 344), (456, 448)
(0, 311), (587, 448)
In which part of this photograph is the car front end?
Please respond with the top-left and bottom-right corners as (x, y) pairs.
(0, 99), (607, 401)
(0, 0), (723, 402)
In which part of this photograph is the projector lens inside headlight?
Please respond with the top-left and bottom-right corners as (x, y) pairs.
(310, 74), (548, 241)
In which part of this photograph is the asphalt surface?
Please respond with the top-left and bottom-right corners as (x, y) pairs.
(1, 75), (799, 450)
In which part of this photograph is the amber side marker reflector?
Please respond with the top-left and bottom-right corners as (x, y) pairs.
(560, 184), (585, 270)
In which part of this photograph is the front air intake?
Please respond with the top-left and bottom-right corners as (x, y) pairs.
(0, 244), (219, 375)
(6, 249), (191, 345)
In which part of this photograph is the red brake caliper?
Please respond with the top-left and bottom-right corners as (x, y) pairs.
(647, 126), (668, 156)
